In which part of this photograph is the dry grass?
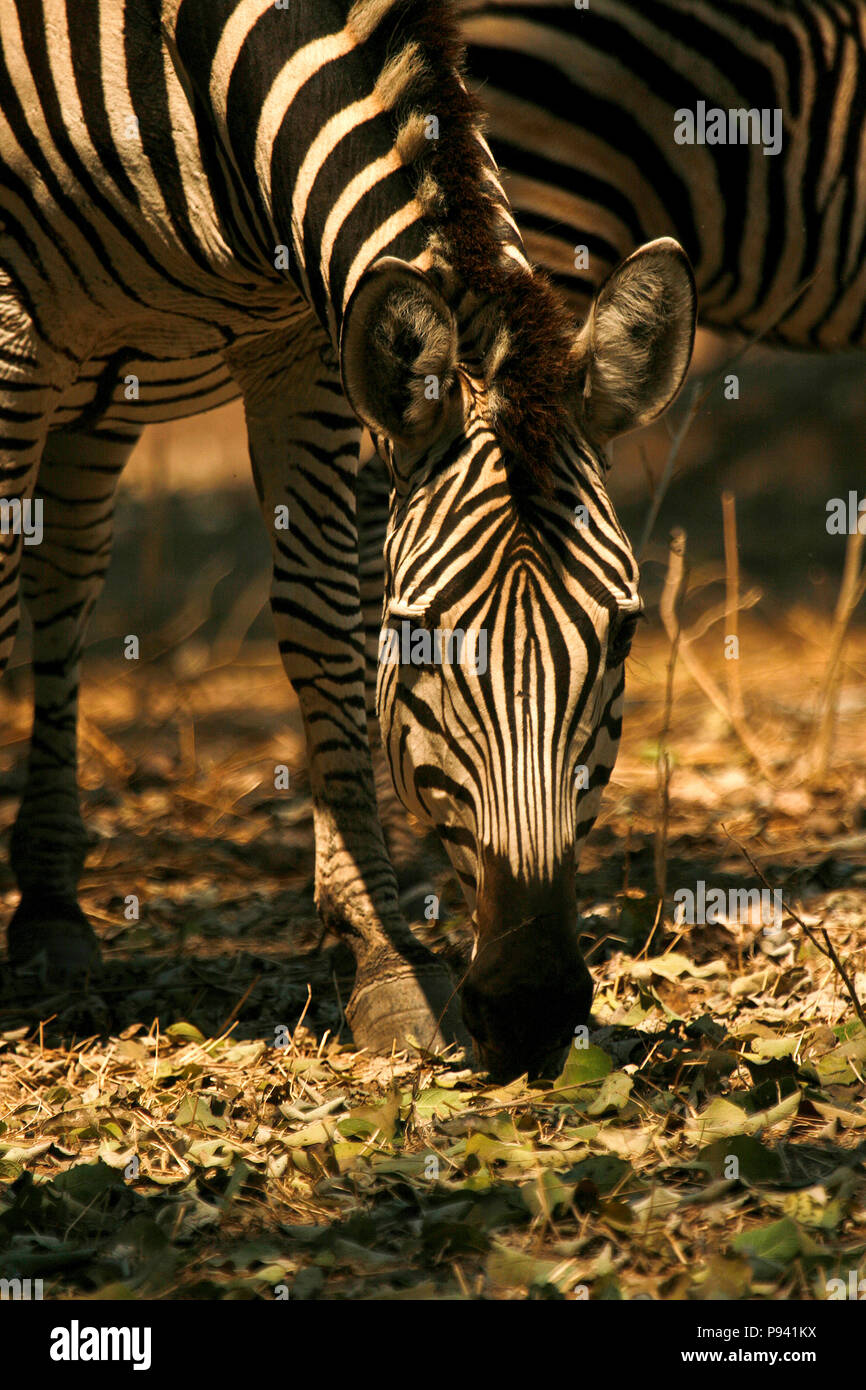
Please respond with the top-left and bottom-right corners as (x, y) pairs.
(1, 341), (864, 1299)
(0, 601), (863, 1299)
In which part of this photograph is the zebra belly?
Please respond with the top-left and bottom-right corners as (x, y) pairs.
(43, 285), (317, 433)
(49, 350), (241, 433)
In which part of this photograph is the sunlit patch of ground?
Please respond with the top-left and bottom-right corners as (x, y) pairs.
(0, 601), (863, 1298)
(2, 351), (865, 1297)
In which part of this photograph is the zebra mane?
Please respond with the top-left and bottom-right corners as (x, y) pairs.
(353, 0), (579, 487)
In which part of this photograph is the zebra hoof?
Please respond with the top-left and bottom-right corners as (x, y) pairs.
(347, 959), (470, 1058)
(6, 898), (101, 980)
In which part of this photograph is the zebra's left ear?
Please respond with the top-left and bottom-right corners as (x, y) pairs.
(574, 238), (696, 443)
(340, 258), (458, 443)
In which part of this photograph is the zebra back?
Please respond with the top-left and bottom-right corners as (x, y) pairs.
(460, 0), (866, 347)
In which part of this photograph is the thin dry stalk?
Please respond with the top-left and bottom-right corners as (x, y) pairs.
(721, 491), (745, 722)
(655, 529), (688, 902)
(78, 712), (137, 778)
(684, 586), (762, 644)
(725, 828), (866, 1032)
(139, 433), (168, 600)
(217, 973), (262, 1036)
(809, 527), (866, 783)
(637, 274), (816, 561)
(657, 532), (776, 783)
(637, 386), (700, 561)
(287, 982), (313, 1065)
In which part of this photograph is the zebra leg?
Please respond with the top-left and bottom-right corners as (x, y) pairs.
(230, 332), (466, 1057)
(7, 425), (138, 976)
(356, 438), (388, 738)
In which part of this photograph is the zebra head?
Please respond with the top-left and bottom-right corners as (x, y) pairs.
(341, 238), (696, 1080)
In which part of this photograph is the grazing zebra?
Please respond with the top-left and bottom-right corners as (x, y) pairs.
(0, 0), (695, 1079)
(458, 0), (866, 348)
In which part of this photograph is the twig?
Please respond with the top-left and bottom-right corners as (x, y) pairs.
(637, 274), (817, 560)
(809, 527), (866, 783)
(657, 531), (777, 784)
(217, 973), (262, 1036)
(637, 386), (700, 562)
(722, 491), (745, 722)
(288, 982), (313, 1067)
(78, 713), (136, 778)
(331, 967), (346, 1045)
(684, 586), (762, 644)
(655, 529), (688, 902)
(688, 273), (818, 418)
(724, 826), (866, 1031)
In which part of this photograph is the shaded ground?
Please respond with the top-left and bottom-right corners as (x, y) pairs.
(0, 340), (864, 1300)
(0, 612), (863, 1299)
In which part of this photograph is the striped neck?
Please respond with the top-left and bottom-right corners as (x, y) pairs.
(166, 3), (516, 324)
(164, 0), (579, 478)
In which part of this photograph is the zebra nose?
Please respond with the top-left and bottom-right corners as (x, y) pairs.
(466, 850), (592, 1077)
(460, 942), (593, 1082)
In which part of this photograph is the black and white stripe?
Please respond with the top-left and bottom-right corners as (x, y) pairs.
(0, 0), (695, 1077)
(460, 0), (866, 347)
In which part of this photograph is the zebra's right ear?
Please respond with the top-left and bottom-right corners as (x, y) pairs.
(574, 238), (697, 443)
(340, 259), (458, 443)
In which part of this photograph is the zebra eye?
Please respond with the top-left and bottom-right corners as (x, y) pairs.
(606, 606), (643, 667)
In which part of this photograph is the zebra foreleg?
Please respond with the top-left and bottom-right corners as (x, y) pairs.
(231, 334), (467, 1057)
(7, 425), (139, 977)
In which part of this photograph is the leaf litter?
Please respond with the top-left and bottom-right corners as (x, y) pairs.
(0, 577), (864, 1300)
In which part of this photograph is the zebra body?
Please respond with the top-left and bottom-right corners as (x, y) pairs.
(13, 0), (862, 438)
(0, 0), (695, 1077)
(459, 0), (866, 348)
